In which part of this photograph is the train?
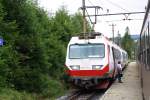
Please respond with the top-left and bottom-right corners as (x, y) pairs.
(137, 0), (150, 99)
(65, 32), (128, 89)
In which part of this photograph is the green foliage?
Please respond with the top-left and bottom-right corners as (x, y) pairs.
(40, 75), (66, 98)
(121, 27), (134, 59)
(51, 7), (74, 45)
(71, 13), (83, 33)
(0, 0), (90, 98)
(0, 88), (36, 100)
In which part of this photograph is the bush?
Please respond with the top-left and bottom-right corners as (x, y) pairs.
(0, 88), (36, 100)
(40, 75), (66, 99)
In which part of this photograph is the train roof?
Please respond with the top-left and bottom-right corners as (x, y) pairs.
(69, 32), (109, 44)
(68, 32), (126, 53)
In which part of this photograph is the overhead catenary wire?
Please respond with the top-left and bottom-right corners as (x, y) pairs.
(82, 7), (97, 32)
(87, 0), (103, 16)
(105, 19), (143, 23)
(80, 0), (102, 32)
(86, 12), (145, 17)
(103, 0), (130, 12)
(85, 9), (93, 24)
(87, 0), (95, 6)
(85, 9), (97, 31)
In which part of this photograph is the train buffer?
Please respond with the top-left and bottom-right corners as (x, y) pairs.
(100, 62), (142, 100)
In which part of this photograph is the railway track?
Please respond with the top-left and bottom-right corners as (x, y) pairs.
(64, 89), (105, 100)
(57, 79), (116, 100)
(57, 74), (119, 100)
(67, 90), (82, 100)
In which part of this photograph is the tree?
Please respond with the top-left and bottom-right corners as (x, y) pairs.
(0, 0), (91, 97)
(121, 27), (134, 59)
(1, 0), (51, 92)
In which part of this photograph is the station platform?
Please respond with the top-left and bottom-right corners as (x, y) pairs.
(100, 62), (143, 100)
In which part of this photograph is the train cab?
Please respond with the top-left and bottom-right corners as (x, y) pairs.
(65, 33), (128, 88)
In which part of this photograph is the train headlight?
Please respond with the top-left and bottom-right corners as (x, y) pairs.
(92, 65), (103, 70)
(70, 65), (80, 70)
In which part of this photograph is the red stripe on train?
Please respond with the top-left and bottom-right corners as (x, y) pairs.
(66, 65), (109, 76)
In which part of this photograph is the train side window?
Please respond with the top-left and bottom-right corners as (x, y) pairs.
(108, 45), (110, 59)
(146, 26), (149, 48)
(141, 33), (145, 50)
(148, 22), (150, 46)
(145, 26), (149, 70)
(144, 31), (146, 49)
(147, 48), (150, 70)
(148, 23), (150, 70)
(112, 47), (117, 68)
(108, 45), (110, 53)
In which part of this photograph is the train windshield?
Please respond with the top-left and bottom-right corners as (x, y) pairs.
(69, 44), (105, 59)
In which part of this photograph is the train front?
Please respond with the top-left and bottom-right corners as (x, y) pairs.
(65, 35), (110, 89)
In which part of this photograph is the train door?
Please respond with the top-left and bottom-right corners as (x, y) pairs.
(111, 47), (117, 78)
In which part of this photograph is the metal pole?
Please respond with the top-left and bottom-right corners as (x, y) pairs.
(82, 0), (86, 34)
(109, 23), (116, 42)
(112, 24), (114, 42)
(117, 31), (121, 46)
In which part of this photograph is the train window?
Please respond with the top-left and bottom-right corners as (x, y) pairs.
(146, 26), (149, 48)
(122, 52), (126, 61)
(108, 45), (110, 53)
(141, 33), (145, 50)
(113, 48), (121, 59)
(69, 44), (105, 59)
(147, 48), (150, 70)
(141, 32), (146, 64)
(144, 32), (146, 49)
(148, 22), (150, 46)
(148, 49), (150, 67)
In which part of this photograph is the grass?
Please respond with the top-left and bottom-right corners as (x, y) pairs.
(0, 88), (36, 100)
(0, 79), (67, 100)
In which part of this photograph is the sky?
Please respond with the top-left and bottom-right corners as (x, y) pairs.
(38, 0), (148, 38)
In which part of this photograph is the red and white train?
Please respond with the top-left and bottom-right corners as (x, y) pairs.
(65, 32), (128, 89)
